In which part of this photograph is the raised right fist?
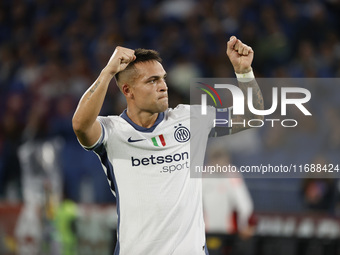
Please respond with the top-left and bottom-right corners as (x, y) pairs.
(105, 46), (136, 75)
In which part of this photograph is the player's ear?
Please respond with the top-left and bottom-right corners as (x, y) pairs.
(122, 84), (133, 99)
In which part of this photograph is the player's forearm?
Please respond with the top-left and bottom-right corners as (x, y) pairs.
(72, 68), (113, 133)
(238, 77), (264, 121)
(230, 73), (264, 134)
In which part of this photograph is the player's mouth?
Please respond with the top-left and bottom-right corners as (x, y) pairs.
(158, 94), (168, 100)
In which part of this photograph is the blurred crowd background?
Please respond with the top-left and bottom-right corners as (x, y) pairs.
(1, 0), (340, 254)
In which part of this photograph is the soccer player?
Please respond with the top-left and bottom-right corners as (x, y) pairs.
(72, 36), (263, 254)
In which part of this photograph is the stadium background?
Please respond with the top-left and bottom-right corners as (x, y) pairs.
(0, 0), (340, 254)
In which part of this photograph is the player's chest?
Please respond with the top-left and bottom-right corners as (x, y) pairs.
(110, 120), (191, 153)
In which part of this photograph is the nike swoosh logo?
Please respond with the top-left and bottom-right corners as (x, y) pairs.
(128, 137), (146, 143)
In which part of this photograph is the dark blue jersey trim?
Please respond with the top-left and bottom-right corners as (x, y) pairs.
(215, 108), (230, 128)
(90, 123), (105, 151)
(120, 109), (164, 133)
(94, 144), (120, 254)
(209, 108), (232, 137)
(205, 242), (209, 255)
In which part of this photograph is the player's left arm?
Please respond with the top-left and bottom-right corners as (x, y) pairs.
(226, 36), (264, 134)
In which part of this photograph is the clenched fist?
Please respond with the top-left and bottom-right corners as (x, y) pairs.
(227, 36), (254, 74)
(104, 46), (136, 76)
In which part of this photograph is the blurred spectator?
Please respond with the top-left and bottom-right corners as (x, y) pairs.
(55, 199), (78, 255)
(0, 93), (25, 202)
(203, 142), (256, 255)
(301, 154), (337, 214)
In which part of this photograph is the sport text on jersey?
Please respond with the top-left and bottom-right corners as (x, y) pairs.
(131, 151), (189, 174)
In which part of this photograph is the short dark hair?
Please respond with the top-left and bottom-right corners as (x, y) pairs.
(115, 48), (162, 83)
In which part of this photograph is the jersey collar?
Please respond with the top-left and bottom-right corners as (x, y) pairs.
(120, 109), (165, 133)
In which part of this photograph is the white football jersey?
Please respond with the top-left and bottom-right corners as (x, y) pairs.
(80, 104), (230, 255)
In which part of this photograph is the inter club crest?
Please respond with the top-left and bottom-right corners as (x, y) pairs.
(174, 124), (190, 143)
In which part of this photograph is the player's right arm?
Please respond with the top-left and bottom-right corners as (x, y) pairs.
(72, 46), (135, 147)
(226, 36), (264, 134)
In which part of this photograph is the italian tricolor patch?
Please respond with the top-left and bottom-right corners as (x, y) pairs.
(151, 134), (166, 147)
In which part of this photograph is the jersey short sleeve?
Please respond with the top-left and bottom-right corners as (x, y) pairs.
(77, 116), (112, 151)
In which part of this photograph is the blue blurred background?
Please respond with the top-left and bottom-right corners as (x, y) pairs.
(0, 0), (340, 254)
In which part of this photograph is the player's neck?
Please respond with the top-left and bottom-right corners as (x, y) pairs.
(126, 108), (159, 128)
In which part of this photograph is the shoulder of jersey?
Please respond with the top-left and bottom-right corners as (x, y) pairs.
(166, 104), (213, 120)
(99, 115), (125, 127)
(167, 104), (190, 118)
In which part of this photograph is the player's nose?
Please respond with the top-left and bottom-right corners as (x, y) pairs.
(159, 79), (168, 92)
